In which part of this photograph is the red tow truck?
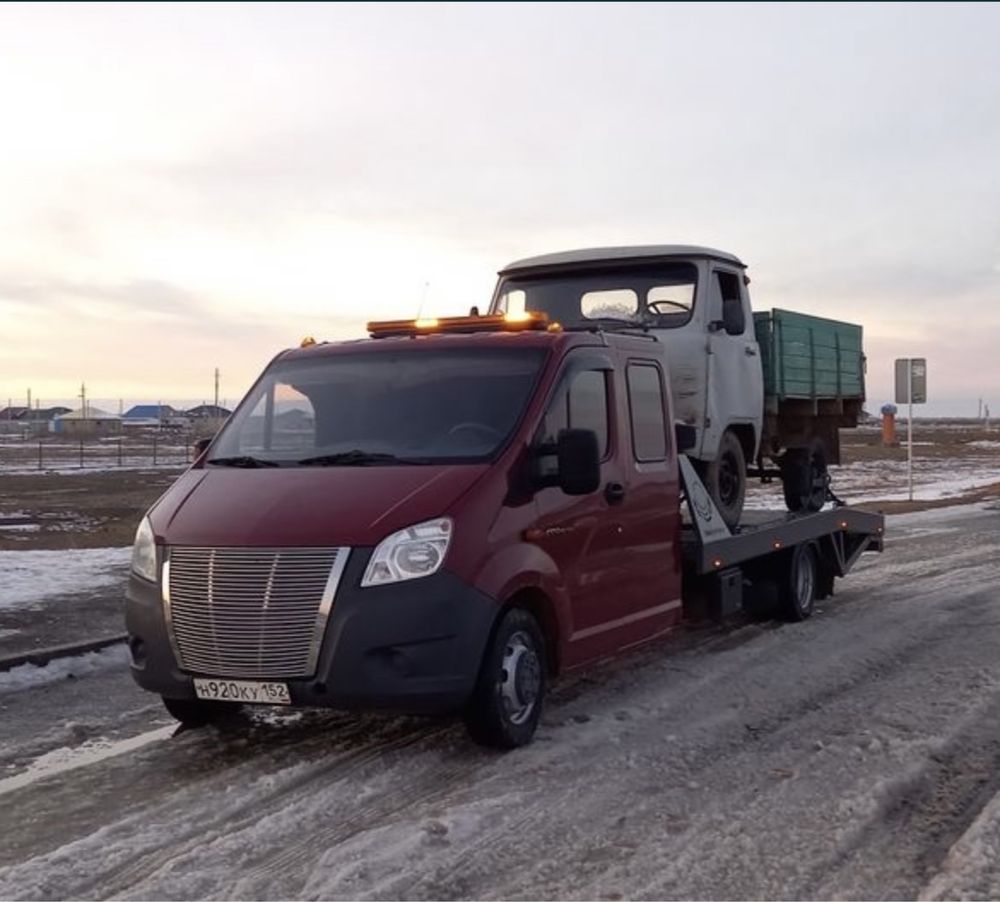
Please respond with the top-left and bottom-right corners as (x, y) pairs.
(126, 312), (883, 748)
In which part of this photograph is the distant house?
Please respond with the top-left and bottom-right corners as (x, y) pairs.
(52, 407), (123, 437)
(186, 404), (232, 419)
(0, 406), (72, 435)
(0, 406), (68, 421)
(122, 404), (188, 429)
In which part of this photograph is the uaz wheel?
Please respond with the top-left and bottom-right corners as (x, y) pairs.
(780, 440), (828, 513)
(464, 608), (546, 749)
(703, 429), (747, 529)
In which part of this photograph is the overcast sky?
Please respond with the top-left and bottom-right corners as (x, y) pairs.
(1, 2), (998, 414)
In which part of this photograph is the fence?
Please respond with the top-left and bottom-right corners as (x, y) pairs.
(0, 435), (195, 473)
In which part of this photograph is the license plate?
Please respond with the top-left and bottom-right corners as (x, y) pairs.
(193, 678), (291, 705)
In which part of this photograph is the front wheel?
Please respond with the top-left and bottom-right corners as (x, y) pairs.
(464, 608), (546, 749)
(162, 696), (239, 727)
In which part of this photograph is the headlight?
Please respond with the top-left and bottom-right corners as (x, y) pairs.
(361, 517), (452, 587)
(131, 516), (157, 583)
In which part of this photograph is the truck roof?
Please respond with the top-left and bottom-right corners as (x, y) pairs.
(281, 325), (660, 363)
(499, 245), (745, 274)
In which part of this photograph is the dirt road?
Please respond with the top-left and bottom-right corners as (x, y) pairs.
(1, 503), (1000, 900)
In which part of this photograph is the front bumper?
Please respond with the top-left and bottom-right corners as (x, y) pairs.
(125, 549), (499, 714)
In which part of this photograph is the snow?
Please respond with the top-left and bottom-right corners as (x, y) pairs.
(920, 788), (1000, 900)
(0, 724), (173, 798)
(747, 455), (1000, 509)
(0, 547), (131, 611)
(0, 644), (128, 695)
(967, 440), (1000, 449)
(3, 498), (1000, 898)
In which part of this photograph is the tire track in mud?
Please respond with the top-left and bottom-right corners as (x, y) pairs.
(125, 732), (482, 900)
(0, 715), (448, 899)
(804, 684), (1000, 899)
(71, 720), (454, 900)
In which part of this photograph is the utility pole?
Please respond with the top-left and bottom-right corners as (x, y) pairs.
(80, 382), (87, 419)
(214, 368), (220, 412)
(27, 388), (31, 411)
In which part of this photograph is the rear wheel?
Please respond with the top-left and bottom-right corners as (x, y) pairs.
(162, 696), (238, 727)
(781, 544), (818, 621)
(780, 441), (829, 513)
(464, 608), (546, 749)
(703, 429), (747, 529)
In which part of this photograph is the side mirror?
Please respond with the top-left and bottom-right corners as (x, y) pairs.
(556, 428), (601, 495)
(722, 299), (745, 336)
(675, 423), (697, 453)
(193, 437), (212, 459)
(469, 305), (480, 317)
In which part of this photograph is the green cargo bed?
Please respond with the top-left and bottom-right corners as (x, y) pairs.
(753, 309), (864, 402)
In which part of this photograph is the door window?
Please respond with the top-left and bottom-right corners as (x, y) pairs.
(711, 271), (746, 336)
(626, 363), (668, 461)
(538, 369), (610, 459)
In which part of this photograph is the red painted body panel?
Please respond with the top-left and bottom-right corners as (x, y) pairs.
(148, 327), (685, 673)
(149, 464), (489, 548)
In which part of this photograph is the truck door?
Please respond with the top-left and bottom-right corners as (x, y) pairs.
(615, 359), (683, 640)
(705, 268), (763, 458)
(531, 357), (634, 661)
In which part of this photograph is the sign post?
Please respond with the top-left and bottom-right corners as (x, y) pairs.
(894, 358), (928, 501)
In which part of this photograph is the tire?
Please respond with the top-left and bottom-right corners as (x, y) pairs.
(162, 696), (238, 727)
(780, 441), (829, 513)
(464, 608), (546, 750)
(703, 430), (747, 529)
(781, 544), (818, 621)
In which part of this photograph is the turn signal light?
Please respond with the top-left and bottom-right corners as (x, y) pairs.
(367, 311), (550, 338)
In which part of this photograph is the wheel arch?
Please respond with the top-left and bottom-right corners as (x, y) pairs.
(726, 422), (758, 464)
(499, 586), (562, 677)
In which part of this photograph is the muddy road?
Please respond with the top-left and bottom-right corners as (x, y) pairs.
(2, 503), (1000, 900)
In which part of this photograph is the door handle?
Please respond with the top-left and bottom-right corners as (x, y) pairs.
(745, 346), (758, 356)
(605, 482), (626, 504)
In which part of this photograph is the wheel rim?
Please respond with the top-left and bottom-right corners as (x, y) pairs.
(795, 552), (815, 612)
(718, 451), (741, 506)
(499, 630), (541, 726)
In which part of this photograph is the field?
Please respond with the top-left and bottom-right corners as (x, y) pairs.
(2, 422), (1000, 553)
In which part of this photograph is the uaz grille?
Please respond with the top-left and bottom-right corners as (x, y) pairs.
(164, 546), (349, 679)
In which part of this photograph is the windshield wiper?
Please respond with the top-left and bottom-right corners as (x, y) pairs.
(206, 455), (281, 468)
(297, 450), (408, 467)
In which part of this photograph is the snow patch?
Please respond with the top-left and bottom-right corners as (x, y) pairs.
(0, 546), (131, 610)
(0, 644), (128, 695)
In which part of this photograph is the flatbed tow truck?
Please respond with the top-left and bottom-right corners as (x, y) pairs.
(126, 311), (883, 748)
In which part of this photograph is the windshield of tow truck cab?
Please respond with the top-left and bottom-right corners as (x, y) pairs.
(209, 347), (546, 464)
(493, 262), (698, 328)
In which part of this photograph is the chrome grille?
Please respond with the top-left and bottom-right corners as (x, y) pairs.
(164, 546), (349, 679)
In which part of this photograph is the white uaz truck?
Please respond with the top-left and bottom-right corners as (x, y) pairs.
(488, 245), (866, 526)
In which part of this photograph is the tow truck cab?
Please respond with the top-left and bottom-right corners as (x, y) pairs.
(126, 313), (881, 748)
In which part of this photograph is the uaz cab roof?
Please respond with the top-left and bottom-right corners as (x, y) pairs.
(499, 245), (745, 274)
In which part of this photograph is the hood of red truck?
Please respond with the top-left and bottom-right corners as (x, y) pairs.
(148, 464), (488, 548)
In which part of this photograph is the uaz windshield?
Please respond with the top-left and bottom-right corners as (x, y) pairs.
(209, 346), (545, 466)
(492, 262), (698, 328)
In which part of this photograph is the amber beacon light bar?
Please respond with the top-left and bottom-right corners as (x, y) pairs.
(366, 310), (557, 339)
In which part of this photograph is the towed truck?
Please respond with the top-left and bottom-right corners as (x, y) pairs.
(125, 311), (883, 749)
(488, 246), (866, 527)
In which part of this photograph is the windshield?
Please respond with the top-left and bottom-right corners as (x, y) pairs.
(492, 262), (698, 329)
(208, 346), (546, 466)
